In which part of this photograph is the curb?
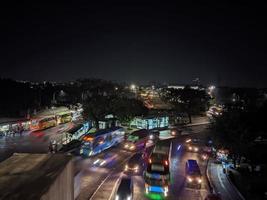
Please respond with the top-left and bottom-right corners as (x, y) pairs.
(206, 159), (215, 193)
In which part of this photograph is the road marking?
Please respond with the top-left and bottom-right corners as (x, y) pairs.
(89, 156), (130, 200)
(108, 173), (122, 200)
(216, 165), (226, 190)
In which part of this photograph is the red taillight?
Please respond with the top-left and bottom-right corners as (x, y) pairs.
(164, 160), (168, 166)
(149, 158), (152, 164)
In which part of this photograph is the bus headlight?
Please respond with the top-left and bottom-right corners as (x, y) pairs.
(194, 147), (199, 152)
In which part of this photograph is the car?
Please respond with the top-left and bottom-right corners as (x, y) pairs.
(148, 130), (160, 141)
(115, 177), (133, 200)
(186, 138), (201, 153)
(170, 127), (182, 137)
(185, 159), (202, 189)
(124, 153), (145, 174)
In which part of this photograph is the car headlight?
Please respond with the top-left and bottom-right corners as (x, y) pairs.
(194, 147), (199, 151)
(188, 146), (192, 150)
(125, 165), (128, 171)
(187, 177), (192, 182)
(124, 144), (129, 148)
(115, 195), (119, 200)
(149, 135), (154, 139)
(198, 178), (202, 183)
(130, 145), (135, 150)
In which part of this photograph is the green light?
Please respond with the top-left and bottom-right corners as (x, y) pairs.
(145, 193), (164, 200)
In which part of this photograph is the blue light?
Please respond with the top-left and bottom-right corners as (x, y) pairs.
(177, 145), (181, 151)
(149, 186), (164, 193)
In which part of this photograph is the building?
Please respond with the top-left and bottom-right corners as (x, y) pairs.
(0, 117), (30, 133)
(130, 116), (169, 130)
(0, 153), (74, 200)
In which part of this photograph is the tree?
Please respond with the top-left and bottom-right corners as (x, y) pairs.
(82, 79), (148, 129)
(211, 101), (267, 167)
(162, 86), (210, 123)
(111, 97), (148, 125)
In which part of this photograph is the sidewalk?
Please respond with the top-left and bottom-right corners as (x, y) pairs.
(207, 159), (245, 200)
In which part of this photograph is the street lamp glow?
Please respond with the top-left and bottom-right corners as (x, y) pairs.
(208, 85), (215, 91)
(130, 84), (136, 90)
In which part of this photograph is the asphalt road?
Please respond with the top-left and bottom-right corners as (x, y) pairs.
(0, 122), (245, 200)
(78, 135), (211, 200)
(0, 122), (74, 161)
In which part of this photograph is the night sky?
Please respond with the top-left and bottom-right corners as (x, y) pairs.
(1, 1), (267, 87)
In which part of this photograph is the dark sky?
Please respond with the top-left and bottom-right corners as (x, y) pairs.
(1, 1), (267, 87)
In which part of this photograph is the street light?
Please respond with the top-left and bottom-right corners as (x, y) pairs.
(130, 84), (136, 90)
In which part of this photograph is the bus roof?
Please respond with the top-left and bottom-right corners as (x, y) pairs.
(68, 124), (84, 135)
(153, 139), (172, 154)
(85, 126), (123, 138)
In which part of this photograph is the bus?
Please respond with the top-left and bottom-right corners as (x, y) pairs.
(56, 111), (72, 124)
(80, 127), (124, 157)
(144, 139), (172, 197)
(124, 129), (149, 151)
(30, 116), (57, 131)
(185, 159), (202, 189)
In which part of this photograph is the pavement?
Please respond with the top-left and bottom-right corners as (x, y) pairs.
(207, 160), (245, 200)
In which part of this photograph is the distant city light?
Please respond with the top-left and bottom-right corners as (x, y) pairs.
(130, 84), (136, 90)
(208, 85), (215, 91)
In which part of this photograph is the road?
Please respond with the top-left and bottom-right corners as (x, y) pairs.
(208, 161), (245, 200)
(0, 122), (74, 161)
(0, 122), (245, 200)
(75, 125), (211, 200)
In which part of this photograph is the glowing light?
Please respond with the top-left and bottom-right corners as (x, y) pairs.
(177, 145), (181, 151)
(187, 177), (192, 182)
(93, 159), (100, 165)
(186, 139), (191, 143)
(130, 84), (136, 90)
(100, 160), (106, 166)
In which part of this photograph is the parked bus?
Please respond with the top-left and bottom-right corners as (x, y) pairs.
(80, 127), (124, 157)
(124, 129), (149, 151)
(144, 139), (172, 197)
(30, 116), (57, 131)
(185, 159), (202, 189)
